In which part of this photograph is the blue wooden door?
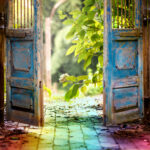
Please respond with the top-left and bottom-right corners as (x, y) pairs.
(6, 0), (43, 126)
(104, 0), (143, 124)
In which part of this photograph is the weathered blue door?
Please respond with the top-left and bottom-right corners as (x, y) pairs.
(6, 0), (43, 126)
(104, 0), (143, 124)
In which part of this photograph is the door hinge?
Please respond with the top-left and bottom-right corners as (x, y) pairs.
(39, 81), (42, 88)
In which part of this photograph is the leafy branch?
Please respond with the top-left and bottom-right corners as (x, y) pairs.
(59, 0), (104, 101)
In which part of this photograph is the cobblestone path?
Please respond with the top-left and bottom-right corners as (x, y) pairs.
(1, 96), (150, 150)
(38, 96), (108, 150)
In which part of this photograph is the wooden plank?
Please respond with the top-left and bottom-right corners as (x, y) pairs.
(143, 0), (149, 98)
(113, 108), (139, 124)
(0, 30), (4, 125)
(0, 0), (7, 125)
(148, 0), (150, 95)
(103, 0), (113, 125)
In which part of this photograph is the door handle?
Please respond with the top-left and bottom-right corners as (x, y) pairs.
(143, 17), (150, 22)
(143, 15), (150, 25)
(143, 7), (150, 25)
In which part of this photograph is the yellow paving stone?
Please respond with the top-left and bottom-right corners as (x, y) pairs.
(21, 145), (38, 150)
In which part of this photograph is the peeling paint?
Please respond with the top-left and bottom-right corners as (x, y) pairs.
(6, 0), (43, 126)
(104, 0), (143, 125)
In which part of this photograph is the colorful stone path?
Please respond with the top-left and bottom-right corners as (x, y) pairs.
(1, 95), (150, 150)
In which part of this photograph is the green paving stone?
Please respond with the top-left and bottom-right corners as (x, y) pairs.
(85, 139), (100, 149)
(55, 133), (68, 138)
(70, 137), (84, 144)
(54, 138), (68, 146)
(82, 130), (97, 136)
(68, 125), (81, 131)
(70, 143), (86, 150)
(70, 132), (83, 138)
(56, 122), (68, 126)
(68, 122), (79, 126)
(86, 145), (102, 150)
(71, 148), (87, 150)
(55, 125), (68, 129)
(40, 135), (54, 140)
(54, 145), (69, 150)
(55, 130), (68, 135)
(84, 135), (98, 140)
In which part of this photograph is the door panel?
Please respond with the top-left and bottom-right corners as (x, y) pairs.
(11, 87), (34, 111)
(11, 41), (34, 78)
(6, 0), (43, 126)
(104, 0), (143, 125)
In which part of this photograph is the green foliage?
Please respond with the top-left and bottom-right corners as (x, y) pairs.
(60, 0), (104, 101)
(112, 0), (135, 28)
(52, 26), (87, 85)
(43, 0), (87, 86)
(44, 85), (52, 98)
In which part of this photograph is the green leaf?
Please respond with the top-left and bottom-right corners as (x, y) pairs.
(65, 89), (73, 101)
(81, 85), (87, 93)
(66, 45), (76, 56)
(92, 75), (97, 83)
(83, 6), (92, 12)
(75, 48), (83, 56)
(93, 42), (102, 48)
(84, 20), (95, 25)
(44, 86), (51, 97)
(66, 76), (76, 82)
(78, 52), (86, 63)
(78, 30), (86, 39)
(71, 84), (80, 98)
(77, 15), (87, 25)
(98, 55), (103, 66)
(88, 11), (96, 19)
(63, 82), (69, 87)
(84, 55), (92, 70)
(65, 84), (80, 101)
(66, 25), (76, 39)
(91, 34), (100, 42)
(70, 10), (81, 19)
(84, 79), (92, 86)
(84, 0), (95, 6)
(59, 11), (66, 19)
(77, 75), (88, 81)
(63, 19), (73, 25)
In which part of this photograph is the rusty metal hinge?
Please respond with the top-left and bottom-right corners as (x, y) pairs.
(39, 81), (42, 88)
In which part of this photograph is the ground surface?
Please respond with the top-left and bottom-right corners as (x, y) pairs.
(1, 96), (150, 150)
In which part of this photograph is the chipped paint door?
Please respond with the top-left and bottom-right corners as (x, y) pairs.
(104, 0), (143, 124)
(6, 0), (43, 126)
